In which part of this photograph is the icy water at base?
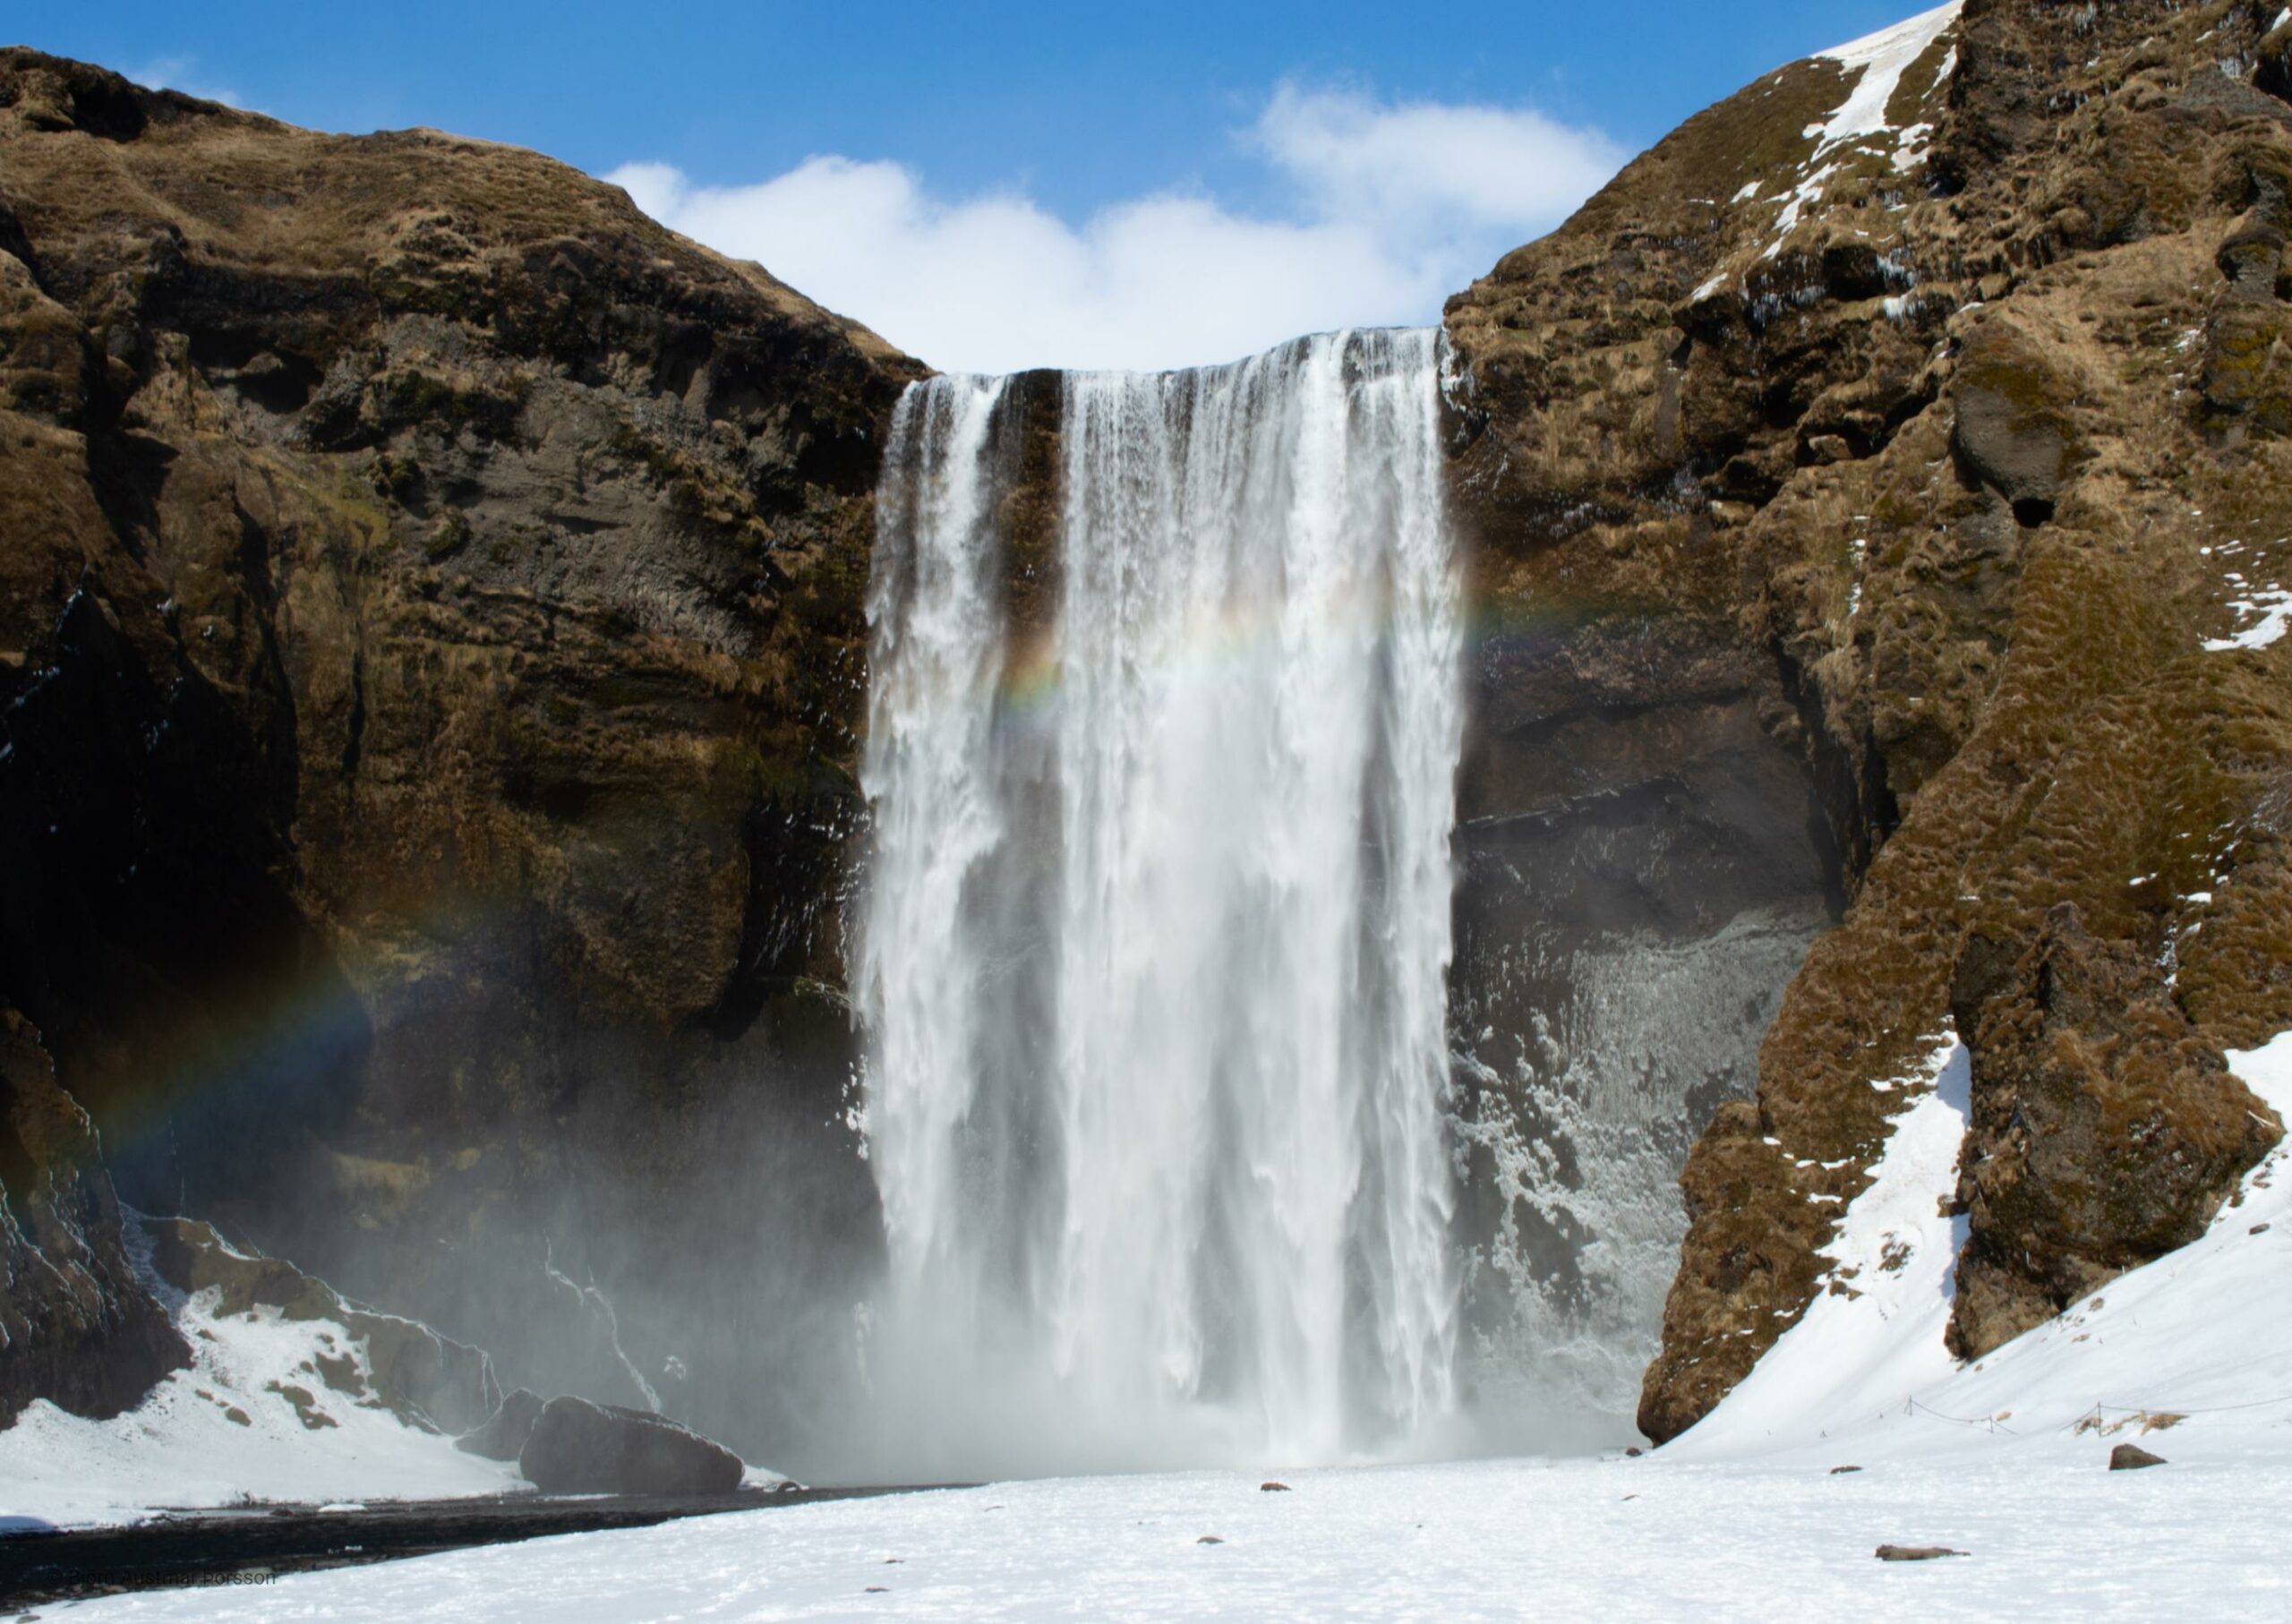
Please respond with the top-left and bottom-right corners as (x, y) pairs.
(858, 330), (1464, 1474)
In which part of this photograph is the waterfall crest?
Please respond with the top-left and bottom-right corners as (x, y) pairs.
(859, 329), (1462, 1473)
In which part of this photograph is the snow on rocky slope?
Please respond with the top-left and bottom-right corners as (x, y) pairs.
(1672, 1030), (2292, 1467)
(1811, 1), (1962, 161)
(0, 1227), (522, 1528)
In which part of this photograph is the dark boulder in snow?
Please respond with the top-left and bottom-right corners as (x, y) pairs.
(2109, 1443), (2167, 1472)
(518, 1396), (743, 1495)
(458, 1388), (544, 1461)
(1875, 1545), (1966, 1561)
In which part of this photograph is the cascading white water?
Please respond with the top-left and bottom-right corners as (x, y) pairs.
(858, 329), (1463, 1474)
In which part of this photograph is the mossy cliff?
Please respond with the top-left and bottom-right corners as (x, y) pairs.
(1445, 0), (2292, 1441)
(0, 47), (921, 1463)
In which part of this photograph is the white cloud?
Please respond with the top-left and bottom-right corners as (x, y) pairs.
(129, 56), (248, 110)
(607, 85), (1623, 374)
(1252, 84), (1622, 238)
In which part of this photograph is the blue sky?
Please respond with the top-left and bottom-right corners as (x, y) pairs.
(12, 1), (1942, 370)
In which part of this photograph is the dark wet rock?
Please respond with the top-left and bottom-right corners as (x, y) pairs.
(2262, 23), (2292, 107)
(0, 1007), (186, 1424)
(1876, 1545), (1966, 1562)
(2109, 1443), (2167, 1472)
(517, 1396), (744, 1495)
(1830, 1466), (1862, 1475)
(1948, 324), (2082, 520)
(1260, 1481), (1291, 1492)
(457, 1388), (545, 1461)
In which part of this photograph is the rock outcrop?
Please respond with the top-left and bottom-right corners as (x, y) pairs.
(0, 1007), (186, 1423)
(147, 1217), (500, 1433)
(457, 1386), (544, 1460)
(1444, 0), (2292, 1441)
(0, 47), (919, 1467)
(517, 1394), (743, 1495)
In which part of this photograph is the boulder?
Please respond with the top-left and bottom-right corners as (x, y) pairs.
(1945, 909), (2282, 1360)
(457, 1388), (544, 1461)
(517, 1396), (744, 1496)
(1947, 324), (2082, 524)
(2109, 1443), (2167, 1472)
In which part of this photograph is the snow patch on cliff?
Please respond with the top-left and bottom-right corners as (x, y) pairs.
(1671, 1028), (2292, 1466)
(1667, 1035), (1969, 1459)
(0, 1253), (521, 1527)
(2204, 562), (2292, 652)
(1815, 3), (1964, 159)
(1740, 4), (1961, 269)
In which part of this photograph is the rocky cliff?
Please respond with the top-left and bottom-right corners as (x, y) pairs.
(1444, 0), (2292, 1442)
(0, 47), (921, 1466)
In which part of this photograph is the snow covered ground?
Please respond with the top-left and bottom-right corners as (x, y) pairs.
(43, 1439), (2290, 1620)
(38, 1037), (2292, 1619)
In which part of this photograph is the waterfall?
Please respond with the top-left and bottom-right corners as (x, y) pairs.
(858, 329), (1463, 1474)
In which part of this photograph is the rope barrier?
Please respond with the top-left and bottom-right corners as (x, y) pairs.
(1902, 1396), (2020, 1432)
(2070, 1393), (2292, 1425)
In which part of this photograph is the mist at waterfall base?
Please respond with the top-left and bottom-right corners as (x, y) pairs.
(851, 329), (1467, 1480)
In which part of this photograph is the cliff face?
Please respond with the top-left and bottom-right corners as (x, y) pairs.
(0, 49), (921, 1460)
(0, 1007), (186, 1422)
(1446, 0), (2292, 1442)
